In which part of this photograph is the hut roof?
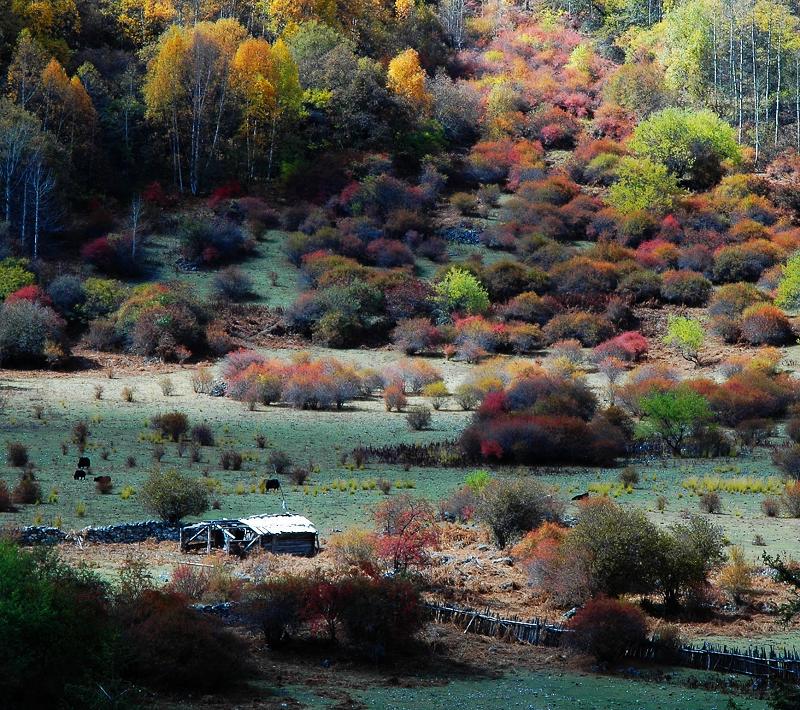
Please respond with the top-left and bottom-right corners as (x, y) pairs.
(239, 513), (317, 536)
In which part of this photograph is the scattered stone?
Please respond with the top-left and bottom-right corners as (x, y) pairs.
(491, 556), (513, 566)
(439, 226), (481, 244)
(209, 381), (227, 397)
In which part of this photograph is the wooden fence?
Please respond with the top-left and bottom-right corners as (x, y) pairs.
(425, 602), (800, 682)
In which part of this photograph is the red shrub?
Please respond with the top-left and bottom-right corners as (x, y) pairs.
(528, 107), (581, 148)
(4, 285), (51, 306)
(593, 331), (648, 363)
(384, 279), (435, 321)
(567, 596), (648, 662)
(635, 239), (679, 271)
(710, 371), (798, 424)
(374, 494), (439, 573)
(117, 590), (249, 691)
(338, 575), (423, 659)
(143, 181), (174, 207)
(81, 235), (138, 275)
(208, 180), (243, 208)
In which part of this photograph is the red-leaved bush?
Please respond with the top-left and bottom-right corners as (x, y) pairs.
(566, 596), (648, 663)
(593, 331), (648, 363)
(374, 494), (439, 573)
(4, 285), (52, 306)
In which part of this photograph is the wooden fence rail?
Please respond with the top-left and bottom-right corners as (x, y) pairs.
(425, 602), (800, 682)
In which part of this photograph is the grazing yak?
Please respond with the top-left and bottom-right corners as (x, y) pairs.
(73, 469), (87, 480)
(93, 475), (112, 485)
(264, 478), (281, 492)
(78, 456), (91, 469)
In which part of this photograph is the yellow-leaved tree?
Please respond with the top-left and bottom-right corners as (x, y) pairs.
(143, 19), (247, 194)
(232, 37), (302, 181)
(387, 48), (430, 111)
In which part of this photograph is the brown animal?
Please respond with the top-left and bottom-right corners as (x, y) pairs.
(93, 475), (111, 485)
(571, 492), (590, 501)
(73, 469), (86, 480)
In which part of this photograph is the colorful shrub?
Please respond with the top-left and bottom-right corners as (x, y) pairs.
(738, 304), (794, 346)
(466, 138), (544, 183)
(500, 291), (558, 325)
(543, 312), (614, 347)
(365, 238), (415, 267)
(567, 597), (648, 662)
(713, 240), (780, 283)
(0, 300), (67, 367)
(635, 239), (679, 272)
(659, 270), (712, 305)
(460, 413), (626, 466)
(391, 318), (442, 355)
(4, 285), (51, 306)
(617, 270), (662, 302)
(549, 257), (618, 300)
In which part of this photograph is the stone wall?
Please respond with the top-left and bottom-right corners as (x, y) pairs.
(15, 520), (181, 545)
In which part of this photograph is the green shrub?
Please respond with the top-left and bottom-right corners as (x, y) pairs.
(140, 469), (209, 523)
(434, 267), (489, 315)
(607, 157), (681, 216)
(477, 479), (564, 548)
(0, 542), (113, 705)
(406, 405), (431, 431)
(0, 300), (67, 367)
(152, 411), (189, 441)
(0, 258), (34, 300)
(628, 107), (741, 189)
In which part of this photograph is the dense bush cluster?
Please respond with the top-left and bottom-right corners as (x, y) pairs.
(458, 364), (629, 466)
(518, 499), (725, 609)
(245, 573), (423, 660)
(223, 349), (366, 409)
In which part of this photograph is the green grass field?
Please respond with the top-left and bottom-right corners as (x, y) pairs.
(275, 669), (768, 709)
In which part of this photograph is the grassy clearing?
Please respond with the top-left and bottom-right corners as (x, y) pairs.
(139, 229), (303, 308)
(280, 669), (767, 709)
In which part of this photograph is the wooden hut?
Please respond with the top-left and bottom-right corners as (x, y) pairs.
(180, 513), (319, 557)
